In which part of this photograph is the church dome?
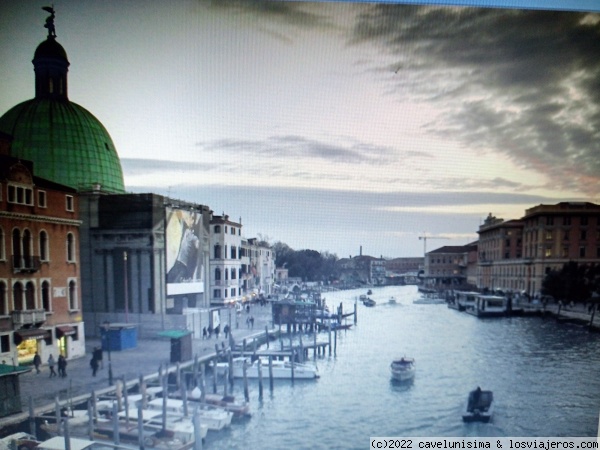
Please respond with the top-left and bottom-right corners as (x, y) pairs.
(34, 38), (68, 61)
(0, 8), (125, 194)
(0, 99), (125, 193)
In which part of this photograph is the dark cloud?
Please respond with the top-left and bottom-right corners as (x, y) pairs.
(349, 4), (600, 195)
(196, 135), (398, 165)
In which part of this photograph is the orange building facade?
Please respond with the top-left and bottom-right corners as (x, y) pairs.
(0, 149), (85, 365)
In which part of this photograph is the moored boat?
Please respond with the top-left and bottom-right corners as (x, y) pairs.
(388, 296), (397, 304)
(144, 398), (233, 431)
(465, 294), (508, 317)
(215, 357), (319, 379)
(390, 357), (415, 381)
(462, 387), (494, 422)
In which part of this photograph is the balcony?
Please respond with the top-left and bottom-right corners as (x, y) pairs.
(12, 255), (41, 273)
(12, 309), (47, 327)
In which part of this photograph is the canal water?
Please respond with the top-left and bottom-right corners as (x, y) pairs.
(205, 285), (600, 450)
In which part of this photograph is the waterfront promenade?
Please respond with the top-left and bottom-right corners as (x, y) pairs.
(0, 303), (275, 431)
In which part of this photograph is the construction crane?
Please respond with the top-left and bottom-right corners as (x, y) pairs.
(418, 234), (450, 255)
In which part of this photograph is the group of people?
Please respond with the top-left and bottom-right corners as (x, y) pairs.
(32, 352), (67, 378)
(202, 324), (231, 340)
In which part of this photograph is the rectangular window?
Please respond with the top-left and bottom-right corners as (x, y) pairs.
(581, 230), (587, 240)
(581, 216), (588, 226)
(231, 288), (236, 297)
(545, 248), (552, 257)
(213, 289), (221, 298)
(0, 334), (9, 353)
(545, 231), (552, 240)
(66, 195), (74, 211)
(579, 246), (586, 258)
(563, 216), (571, 226)
(562, 247), (569, 258)
(7, 185), (33, 205)
(38, 190), (47, 208)
(547, 217), (554, 226)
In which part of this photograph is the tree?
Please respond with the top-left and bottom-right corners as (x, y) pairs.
(542, 261), (592, 303)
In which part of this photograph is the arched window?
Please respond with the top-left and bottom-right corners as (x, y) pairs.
(68, 280), (77, 310)
(215, 268), (221, 281)
(214, 245), (221, 259)
(40, 230), (49, 261)
(0, 282), (7, 315)
(13, 282), (24, 310)
(25, 281), (35, 309)
(67, 233), (75, 262)
(41, 281), (51, 311)
(22, 229), (32, 267)
(12, 228), (21, 267)
(0, 227), (5, 260)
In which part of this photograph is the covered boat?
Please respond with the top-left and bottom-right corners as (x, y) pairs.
(390, 357), (415, 381)
(462, 387), (494, 422)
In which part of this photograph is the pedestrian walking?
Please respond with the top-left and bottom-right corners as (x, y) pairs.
(90, 356), (99, 377)
(48, 354), (57, 377)
(207, 324), (213, 339)
(214, 324), (220, 339)
(33, 352), (41, 374)
(93, 346), (103, 369)
(202, 327), (207, 339)
(250, 316), (255, 329)
(58, 354), (67, 378)
(223, 324), (229, 339)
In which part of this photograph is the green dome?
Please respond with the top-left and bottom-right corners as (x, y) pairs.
(0, 99), (125, 193)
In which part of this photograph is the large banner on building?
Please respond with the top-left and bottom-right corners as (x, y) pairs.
(165, 207), (204, 295)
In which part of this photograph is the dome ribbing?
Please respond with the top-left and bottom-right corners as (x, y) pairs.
(0, 7), (125, 193)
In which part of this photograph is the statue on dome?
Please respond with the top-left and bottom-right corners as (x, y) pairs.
(42, 6), (57, 38)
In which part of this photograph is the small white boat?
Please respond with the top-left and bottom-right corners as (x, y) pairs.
(186, 387), (251, 418)
(113, 407), (208, 444)
(390, 357), (415, 381)
(215, 357), (319, 379)
(388, 297), (397, 304)
(462, 387), (494, 422)
(145, 398), (232, 431)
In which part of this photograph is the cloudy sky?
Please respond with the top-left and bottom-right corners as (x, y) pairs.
(1, 1), (599, 258)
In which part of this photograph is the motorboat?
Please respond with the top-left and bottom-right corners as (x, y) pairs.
(390, 357), (415, 381)
(462, 388), (494, 422)
(215, 357), (319, 379)
(144, 398), (232, 431)
(359, 294), (368, 302)
(367, 289), (373, 295)
(363, 298), (376, 307)
(388, 297), (397, 304)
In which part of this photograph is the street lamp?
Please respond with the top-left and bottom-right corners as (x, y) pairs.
(124, 251), (129, 323)
(103, 322), (113, 386)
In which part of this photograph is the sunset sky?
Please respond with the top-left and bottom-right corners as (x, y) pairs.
(1, 1), (599, 258)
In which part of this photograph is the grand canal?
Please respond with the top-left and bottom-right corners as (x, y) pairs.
(205, 285), (600, 450)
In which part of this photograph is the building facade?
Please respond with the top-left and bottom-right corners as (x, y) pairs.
(0, 152), (85, 366)
(423, 244), (477, 290)
(209, 215), (243, 306)
(80, 193), (213, 339)
(476, 203), (600, 295)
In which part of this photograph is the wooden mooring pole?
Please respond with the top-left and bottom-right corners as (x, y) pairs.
(258, 358), (264, 400)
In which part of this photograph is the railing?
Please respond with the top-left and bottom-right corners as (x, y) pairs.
(12, 255), (41, 273)
(12, 309), (47, 326)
